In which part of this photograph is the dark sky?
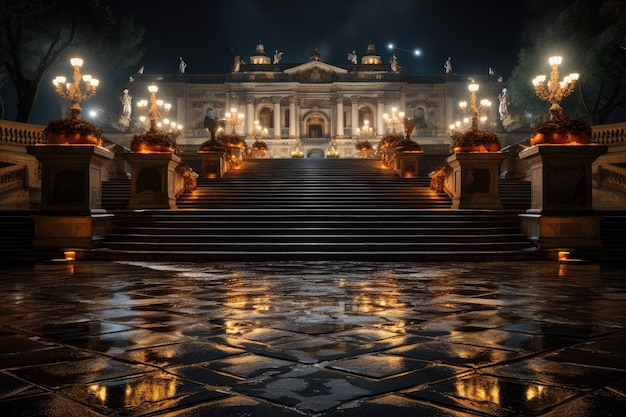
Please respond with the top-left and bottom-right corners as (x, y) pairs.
(114, 0), (568, 76)
(4, 0), (570, 124)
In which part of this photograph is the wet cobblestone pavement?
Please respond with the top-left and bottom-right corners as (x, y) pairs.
(1, 260), (626, 416)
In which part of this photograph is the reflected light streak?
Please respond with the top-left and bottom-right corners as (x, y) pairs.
(455, 375), (501, 404)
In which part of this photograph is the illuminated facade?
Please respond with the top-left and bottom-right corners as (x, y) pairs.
(124, 41), (507, 159)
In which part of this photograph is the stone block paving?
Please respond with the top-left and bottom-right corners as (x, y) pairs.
(1, 260), (625, 416)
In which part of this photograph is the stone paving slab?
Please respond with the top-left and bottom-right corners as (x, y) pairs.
(0, 260), (625, 416)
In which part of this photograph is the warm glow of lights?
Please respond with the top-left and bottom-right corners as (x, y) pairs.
(533, 56), (579, 119)
(549, 55), (563, 66)
(53, 58), (99, 119)
(558, 251), (570, 262)
(148, 85), (158, 93)
(64, 251), (75, 262)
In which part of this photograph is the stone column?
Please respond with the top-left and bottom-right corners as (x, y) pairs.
(246, 96), (254, 138)
(335, 96), (344, 138)
(289, 96), (296, 138)
(272, 97), (281, 138)
(377, 98), (385, 136)
(351, 97), (359, 137)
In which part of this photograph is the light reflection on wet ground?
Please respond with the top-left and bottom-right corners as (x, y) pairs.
(1, 260), (625, 416)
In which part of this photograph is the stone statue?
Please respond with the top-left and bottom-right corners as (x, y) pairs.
(498, 88), (510, 119)
(273, 50), (284, 64)
(347, 50), (357, 64)
(179, 56), (187, 73)
(488, 67), (495, 75)
(390, 54), (398, 72)
(310, 48), (321, 61)
(444, 57), (452, 73)
(137, 65), (144, 74)
(118, 88), (132, 128)
(233, 55), (241, 72)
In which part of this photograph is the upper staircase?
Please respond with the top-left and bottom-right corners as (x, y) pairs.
(99, 158), (538, 261)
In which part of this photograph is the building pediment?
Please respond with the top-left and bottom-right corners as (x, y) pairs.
(284, 61), (347, 83)
(284, 61), (348, 75)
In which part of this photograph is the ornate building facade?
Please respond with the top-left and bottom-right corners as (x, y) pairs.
(123, 41), (507, 164)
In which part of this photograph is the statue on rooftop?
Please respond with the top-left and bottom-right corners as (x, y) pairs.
(179, 57), (187, 74)
(444, 57), (452, 73)
(347, 50), (357, 64)
(273, 50), (284, 64)
(310, 48), (321, 61)
(390, 54), (398, 72)
(233, 56), (242, 72)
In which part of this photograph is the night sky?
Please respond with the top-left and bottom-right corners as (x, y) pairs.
(4, 0), (571, 124)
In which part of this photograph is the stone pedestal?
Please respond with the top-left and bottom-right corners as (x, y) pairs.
(26, 145), (114, 249)
(31, 214), (112, 249)
(125, 152), (181, 209)
(198, 150), (226, 178)
(446, 152), (506, 209)
(518, 144), (608, 248)
(395, 151), (423, 178)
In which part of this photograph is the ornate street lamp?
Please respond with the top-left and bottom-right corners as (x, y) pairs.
(253, 119), (268, 140)
(355, 120), (373, 139)
(532, 56), (579, 120)
(458, 82), (492, 130)
(136, 85), (172, 132)
(130, 85), (178, 153)
(222, 107), (245, 133)
(52, 57), (99, 120)
(383, 107), (404, 133)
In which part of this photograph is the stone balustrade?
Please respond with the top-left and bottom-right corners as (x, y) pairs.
(0, 120), (46, 145)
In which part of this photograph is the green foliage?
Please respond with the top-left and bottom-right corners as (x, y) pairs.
(508, 0), (626, 124)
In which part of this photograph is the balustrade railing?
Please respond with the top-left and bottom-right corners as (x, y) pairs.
(0, 164), (25, 193)
(592, 122), (626, 145)
(0, 120), (46, 145)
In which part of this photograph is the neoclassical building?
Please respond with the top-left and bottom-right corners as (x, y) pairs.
(120, 41), (509, 165)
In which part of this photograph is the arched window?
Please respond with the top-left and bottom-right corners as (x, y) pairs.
(259, 107), (273, 129)
(358, 107), (373, 129)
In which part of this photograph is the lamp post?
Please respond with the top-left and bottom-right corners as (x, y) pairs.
(355, 119), (373, 139)
(532, 56), (579, 120)
(136, 85), (172, 133)
(222, 107), (245, 133)
(52, 57), (99, 120)
(382, 107), (404, 133)
(458, 82), (491, 130)
(253, 120), (268, 140)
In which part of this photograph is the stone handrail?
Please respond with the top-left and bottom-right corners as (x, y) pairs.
(592, 122), (626, 145)
(0, 120), (46, 145)
(0, 164), (25, 193)
(598, 164), (626, 194)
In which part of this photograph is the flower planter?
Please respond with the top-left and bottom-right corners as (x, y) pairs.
(530, 132), (592, 146)
(131, 142), (175, 153)
(453, 143), (500, 153)
(46, 132), (100, 145)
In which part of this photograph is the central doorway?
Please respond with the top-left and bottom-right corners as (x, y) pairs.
(306, 116), (325, 138)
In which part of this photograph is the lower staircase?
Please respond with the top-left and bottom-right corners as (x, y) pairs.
(99, 158), (538, 261)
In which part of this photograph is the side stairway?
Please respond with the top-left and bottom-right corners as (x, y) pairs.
(98, 158), (539, 261)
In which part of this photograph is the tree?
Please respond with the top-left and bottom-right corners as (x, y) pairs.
(0, 0), (144, 122)
(507, 0), (626, 125)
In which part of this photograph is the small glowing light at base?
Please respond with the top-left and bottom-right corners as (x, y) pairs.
(558, 251), (570, 262)
(64, 251), (76, 264)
